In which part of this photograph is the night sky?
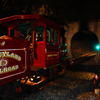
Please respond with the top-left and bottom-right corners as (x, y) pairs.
(0, 1), (100, 22)
(67, 0), (100, 21)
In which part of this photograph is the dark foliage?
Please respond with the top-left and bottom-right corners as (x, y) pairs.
(0, 0), (100, 24)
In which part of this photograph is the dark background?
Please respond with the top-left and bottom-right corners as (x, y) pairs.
(0, 0), (100, 25)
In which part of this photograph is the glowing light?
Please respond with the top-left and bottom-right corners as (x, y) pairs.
(96, 45), (100, 50)
(33, 75), (35, 77)
(65, 49), (67, 52)
(95, 74), (98, 80)
(30, 78), (34, 81)
(37, 76), (40, 79)
(24, 48), (26, 50)
(65, 43), (68, 46)
(21, 76), (48, 86)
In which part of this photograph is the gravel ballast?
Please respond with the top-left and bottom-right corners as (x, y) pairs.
(14, 56), (100, 100)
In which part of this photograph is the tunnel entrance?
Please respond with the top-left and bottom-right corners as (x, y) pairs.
(71, 31), (99, 58)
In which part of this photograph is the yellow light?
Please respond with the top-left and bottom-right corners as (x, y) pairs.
(24, 48), (26, 50)
(21, 76), (48, 86)
(37, 76), (40, 79)
(30, 78), (34, 81)
(33, 75), (35, 77)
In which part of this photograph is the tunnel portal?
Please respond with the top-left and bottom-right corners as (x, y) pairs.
(71, 31), (99, 58)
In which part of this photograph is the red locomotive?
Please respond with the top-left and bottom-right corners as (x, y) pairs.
(0, 14), (73, 96)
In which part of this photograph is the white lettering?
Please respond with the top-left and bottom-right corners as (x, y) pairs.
(14, 54), (18, 59)
(18, 56), (21, 61)
(2, 52), (6, 57)
(8, 67), (11, 71)
(0, 52), (21, 61)
(0, 69), (3, 73)
(12, 66), (15, 70)
(6, 52), (10, 57)
(0, 52), (1, 57)
(10, 53), (14, 58)
(3, 67), (7, 72)
(15, 65), (19, 69)
(0, 65), (19, 74)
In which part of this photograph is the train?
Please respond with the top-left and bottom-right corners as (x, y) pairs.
(0, 14), (73, 96)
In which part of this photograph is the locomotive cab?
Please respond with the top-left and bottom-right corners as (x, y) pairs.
(33, 25), (60, 69)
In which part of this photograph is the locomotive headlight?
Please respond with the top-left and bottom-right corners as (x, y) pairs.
(33, 75), (35, 77)
(37, 76), (40, 79)
(30, 78), (34, 81)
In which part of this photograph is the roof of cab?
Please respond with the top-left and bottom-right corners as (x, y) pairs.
(0, 14), (60, 29)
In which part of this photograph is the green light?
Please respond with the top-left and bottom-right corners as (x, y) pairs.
(96, 45), (100, 50)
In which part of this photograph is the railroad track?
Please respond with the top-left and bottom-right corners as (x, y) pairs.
(73, 54), (97, 65)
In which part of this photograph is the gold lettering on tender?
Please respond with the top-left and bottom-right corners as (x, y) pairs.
(2, 52), (6, 57)
(14, 54), (18, 60)
(47, 55), (52, 57)
(15, 65), (19, 69)
(8, 67), (11, 71)
(47, 54), (58, 57)
(12, 66), (15, 70)
(18, 56), (21, 61)
(6, 52), (10, 57)
(0, 69), (3, 73)
(0, 52), (1, 57)
(0, 52), (21, 61)
(0, 65), (19, 74)
(10, 53), (14, 58)
(0, 61), (1, 66)
(3, 68), (7, 72)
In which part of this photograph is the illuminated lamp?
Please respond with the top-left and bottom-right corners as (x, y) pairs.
(96, 45), (100, 50)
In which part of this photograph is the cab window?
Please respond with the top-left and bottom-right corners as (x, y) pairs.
(19, 22), (32, 42)
(0, 25), (8, 36)
(10, 29), (14, 36)
(54, 30), (58, 43)
(46, 27), (53, 43)
(36, 26), (44, 41)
